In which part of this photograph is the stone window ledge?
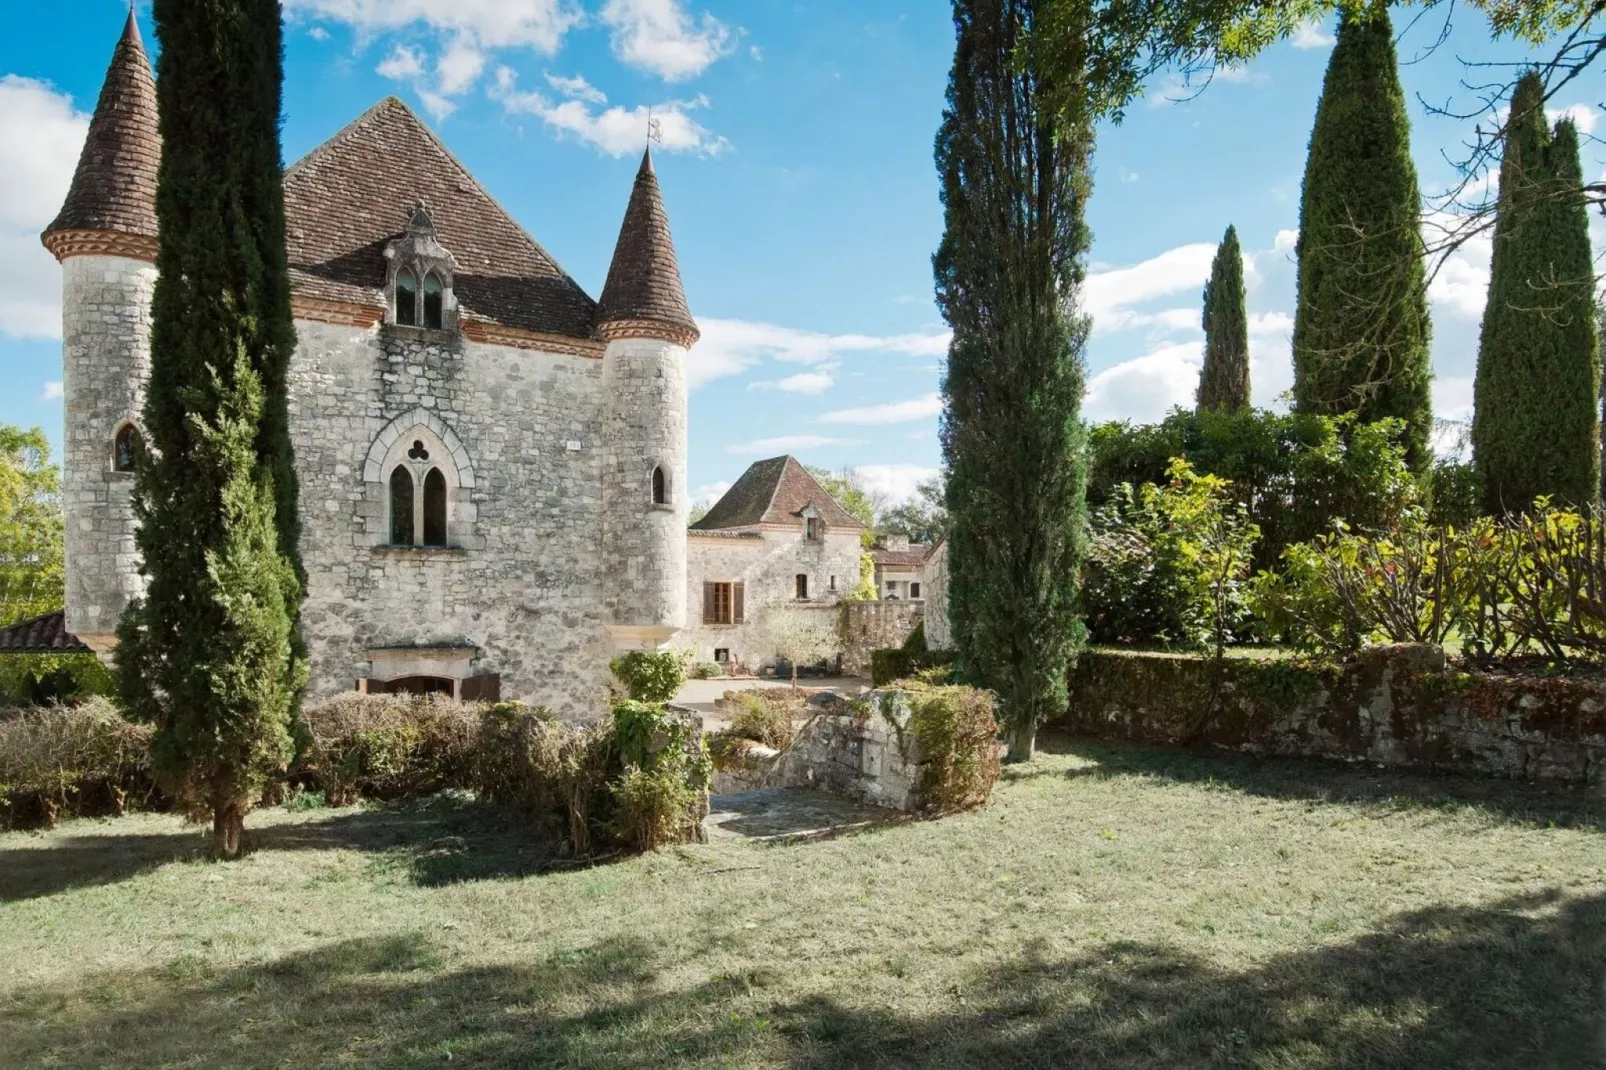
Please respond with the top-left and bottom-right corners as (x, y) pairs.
(372, 545), (468, 558)
(383, 324), (459, 346)
(649, 502), (676, 513)
(106, 471), (135, 483)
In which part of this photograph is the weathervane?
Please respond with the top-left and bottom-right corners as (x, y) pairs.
(647, 107), (663, 146)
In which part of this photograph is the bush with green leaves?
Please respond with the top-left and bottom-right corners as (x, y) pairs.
(883, 683), (1001, 814)
(688, 661), (724, 680)
(870, 647), (958, 687)
(294, 693), (479, 806)
(609, 700), (711, 850)
(724, 691), (796, 750)
(609, 649), (690, 704)
(1083, 459), (1260, 650)
(0, 698), (155, 829)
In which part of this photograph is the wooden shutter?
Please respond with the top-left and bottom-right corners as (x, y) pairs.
(460, 674), (501, 703)
(703, 582), (717, 624)
(734, 581), (746, 623)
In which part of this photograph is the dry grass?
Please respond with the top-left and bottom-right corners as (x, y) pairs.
(0, 734), (1601, 1069)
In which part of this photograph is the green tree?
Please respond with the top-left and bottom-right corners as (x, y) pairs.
(1197, 224), (1250, 412)
(878, 474), (949, 543)
(936, 0), (1091, 762)
(1472, 72), (1601, 514)
(117, 0), (305, 858)
(0, 427), (111, 704)
(805, 465), (878, 531)
(1290, 8), (1432, 471)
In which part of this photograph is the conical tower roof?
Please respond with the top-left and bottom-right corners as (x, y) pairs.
(597, 148), (698, 346)
(42, 11), (161, 261)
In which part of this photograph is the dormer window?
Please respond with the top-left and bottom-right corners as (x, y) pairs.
(806, 517), (822, 541)
(385, 202), (458, 333)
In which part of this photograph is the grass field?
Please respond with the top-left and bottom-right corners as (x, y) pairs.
(1, 734), (1602, 1069)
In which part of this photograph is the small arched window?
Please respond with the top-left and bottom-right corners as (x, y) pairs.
(652, 466), (668, 506)
(395, 269), (419, 327)
(390, 466), (415, 545)
(422, 273), (444, 330)
(423, 468), (447, 547)
(113, 424), (141, 473)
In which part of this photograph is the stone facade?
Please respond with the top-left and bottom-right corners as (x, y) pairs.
(839, 600), (925, 677)
(683, 528), (861, 672)
(60, 254), (156, 651)
(923, 538), (951, 650)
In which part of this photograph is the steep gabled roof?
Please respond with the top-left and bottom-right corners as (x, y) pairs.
(42, 11), (159, 253)
(870, 545), (932, 569)
(282, 97), (598, 339)
(691, 456), (867, 532)
(598, 148), (697, 345)
(0, 611), (91, 655)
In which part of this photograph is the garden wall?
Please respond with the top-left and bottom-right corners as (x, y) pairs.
(839, 601), (924, 678)
(1066, 645), (1606, 788)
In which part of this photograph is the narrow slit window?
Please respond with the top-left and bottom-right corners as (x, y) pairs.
(390, 466), (415, 545)
(422, 273), (444, 329)
(795, 574), (808, 599)
(423, 467), (448, 547)
(395, 269), (419, 327)
(113, 424), (140, 473)
(652, 466), (667, 505)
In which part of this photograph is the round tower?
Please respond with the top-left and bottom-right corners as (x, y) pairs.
(42, 12), (161, 652)
(597, 148), (699, 652)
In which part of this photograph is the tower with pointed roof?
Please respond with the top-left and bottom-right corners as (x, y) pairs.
(42, 11), (161, 652)
(597, 148), (699, 651)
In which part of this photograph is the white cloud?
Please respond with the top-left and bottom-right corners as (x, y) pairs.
(545, 71), (607, 104)
(1434, 376), (1475, 423)
(307, 26), (331, 42)
(600, 0), (733, 82)
(1248, 311), (1294, 336)
(689, 318), (950, 390)
(1292, 20), (1335, 49)
(750, 370), (835, 395)
(1085, 244), (1216, 329)
(691, 479), (731, 506)
(819, 393), (944, 426)
(492, 67), (728, 157)
(436, 36), (488, 95)
(853, 464), (940, 507)
(376, 44), (426, 81)
(1549, 103), (1598, 135)
(1085, 343), (1203, 423)
(727, 435), (856, 456)
(40, 380), (64, 402)
(0, 76), (87, 340)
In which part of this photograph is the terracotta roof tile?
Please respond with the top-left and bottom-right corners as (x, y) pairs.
(691, 456), (867, 531)
(871, 546), (931, 568)
(283, 97), (598, 339)
(43, 12), (159, 246)
(598, 149), (697, 343)
(0, 611), (92, 655)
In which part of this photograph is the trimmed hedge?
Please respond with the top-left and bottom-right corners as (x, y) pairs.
(294, 693), (479, 806)
(870, 648), (958, 688)
(0, 699), (157, 829)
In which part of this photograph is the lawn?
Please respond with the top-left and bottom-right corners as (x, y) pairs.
(1, 735), (1601, 1069)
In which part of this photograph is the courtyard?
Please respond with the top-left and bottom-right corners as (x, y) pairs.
(2, 736), (1599, 1069)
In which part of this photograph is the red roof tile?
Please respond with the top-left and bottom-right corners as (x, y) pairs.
(598, 149), (697, 344)
(0, 611), (91, 655)
(691, 456), (867, 532)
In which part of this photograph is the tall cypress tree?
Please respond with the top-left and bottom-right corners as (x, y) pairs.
(1291, 8), (1432, 471)
(936, 0), (1090, 762)
(1473, 72), (1600, 513)
(1197, 224), (1250, 412)
(117, 0), (305, 858)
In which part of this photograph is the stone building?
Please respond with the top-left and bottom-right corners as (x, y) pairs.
(870, 533), (932, 602)
(26, 15), (700, 718)
(683, 456), (866, 672)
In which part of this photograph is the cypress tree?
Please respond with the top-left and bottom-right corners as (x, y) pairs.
(117, 0), (305, 858)
(1473, 72), (1600, 513)
(936, 0), (1090, 762)
(1197, 224), (1250, 412)
(1291, 8), (1432, 471)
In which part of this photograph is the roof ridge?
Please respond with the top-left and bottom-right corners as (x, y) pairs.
(760, 454), (791, 523)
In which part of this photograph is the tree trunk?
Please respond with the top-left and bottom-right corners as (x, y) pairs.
(1004, 720), (1035, 763)
(213, 801), (246, 858)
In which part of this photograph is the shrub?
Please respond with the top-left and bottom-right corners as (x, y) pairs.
(870, 648), (958, 687)
(689, 661), (724, 680)
(0, 698), (155, 829)
(609, 700), (711, 850)
(885, 684), (1001, 813)
(725, 691), (796, 750)
(610, 650), (690, 704)
(901, 620), (928, 653)
(295, 694), (478, 806)
(470, 701), (612, 854)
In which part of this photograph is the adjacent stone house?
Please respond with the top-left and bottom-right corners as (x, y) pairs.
(683, 456), (865, 672)
(870, 533), (932, 602)
(22, 15), (699, 719)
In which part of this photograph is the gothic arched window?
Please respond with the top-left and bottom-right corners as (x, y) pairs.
(113, 424), (141, 473)
(423, 468), (447, 547)
(422, 273), (444, 330)
(390, 466), (415, 545)
(395, 269), (419, 327)
(652, 465), (668, 506)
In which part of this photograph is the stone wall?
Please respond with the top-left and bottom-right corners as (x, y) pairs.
(923, 539), (951, 651)
(683, 528), (861, 671)
(1066, 645), (1606, 787)
(840, 600), (925, 677)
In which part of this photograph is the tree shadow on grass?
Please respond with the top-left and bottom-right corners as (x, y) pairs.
(1039, 731), (1606, 832)
(2, 890), (1600, 1068)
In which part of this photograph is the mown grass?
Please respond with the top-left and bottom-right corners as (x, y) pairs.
(1, 734), (1601, 1069)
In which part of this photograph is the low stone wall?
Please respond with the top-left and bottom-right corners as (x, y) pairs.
(839, 601), (924, 678)
(1066, 644), (1606, 788)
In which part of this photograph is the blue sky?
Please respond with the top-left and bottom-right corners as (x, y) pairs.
(0, 1), (1599, 508)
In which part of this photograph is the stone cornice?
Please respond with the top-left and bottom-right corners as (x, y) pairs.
(41, 229), (158, 264)
(599, 318), (700, 349)
(461, 319), (606, 359)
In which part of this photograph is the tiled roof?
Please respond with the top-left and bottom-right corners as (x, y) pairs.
(687, 529), (765, 540)
(0, 611), (91, 655)
(283, 97), (599, 339)
(871, 546), (931, 569)
(598, 149), (698, 343)
(42, 12), (159, 249)
(691, 456), (867, 532)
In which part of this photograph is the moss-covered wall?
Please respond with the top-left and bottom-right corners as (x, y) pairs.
(1066, 645), (1605, 786)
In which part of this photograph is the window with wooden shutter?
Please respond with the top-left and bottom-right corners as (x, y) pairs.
(704, 582), (742, 625)
(734, 581), (745, 623)
(703, 581), (718, 624)
(460, 674), (501, 702)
